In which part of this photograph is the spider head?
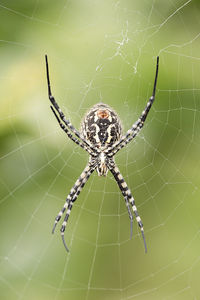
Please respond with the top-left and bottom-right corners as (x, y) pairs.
(81, 103), (122, 149)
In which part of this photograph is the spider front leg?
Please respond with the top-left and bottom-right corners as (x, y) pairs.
(45, 55), (98, 155)
(52, 163), (96, 252)
(45, 55), (82, 140)
(109, 164), (147, 253)
(106, 56), (159, 157)
(50, 106), (96, 156)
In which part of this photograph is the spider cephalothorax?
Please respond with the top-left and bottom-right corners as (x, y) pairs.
(45, 55), (159, 253)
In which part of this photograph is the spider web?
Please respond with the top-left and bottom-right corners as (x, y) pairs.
(0, 0), (200, 299)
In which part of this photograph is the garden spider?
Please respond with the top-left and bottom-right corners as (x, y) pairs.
(45, 55), (159, 253)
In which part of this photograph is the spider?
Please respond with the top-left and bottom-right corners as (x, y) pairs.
(45, 55), (159, 253)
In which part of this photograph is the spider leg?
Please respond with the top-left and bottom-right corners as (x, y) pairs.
(52, 164), (95, 233)
(109, 164), (147, 253)
(50, 106), (96, 156)
(106, 56), (159, 157)
(52, 163), (96, 252)
(60, 165), (96, 252)
(124, 196), (134, 239)
(45, 55), (99, 155)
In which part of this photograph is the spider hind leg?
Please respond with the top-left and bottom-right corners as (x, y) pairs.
(51, 164), (95, 252)
(109, 165), (147, 253)
(61, 233), (69, 252)
(125, 196), (134, 239)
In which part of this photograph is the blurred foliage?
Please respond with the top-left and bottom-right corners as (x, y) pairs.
(0, 0), (200, 299)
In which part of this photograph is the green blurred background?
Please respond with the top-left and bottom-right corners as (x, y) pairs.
(0, 0), (200, 299)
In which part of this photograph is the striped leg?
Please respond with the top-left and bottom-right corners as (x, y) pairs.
(45, 55), (98, 154)
(52, 164), (96, 252)
(109, 165), (147, 253)
(107, 127), (140, 157)
(50, 106), (96, 156)
(106, 56), (159, 157)
(124, 196), (134, 239)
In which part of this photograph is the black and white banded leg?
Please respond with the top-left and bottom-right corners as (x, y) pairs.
(52, 164), (96, 252)
(45, 55), (97, 154)
(50, 106), (96, 156)
(109, 165), (147, 253)
(124, 196), (134, 239)
(106, 56), (159, 157)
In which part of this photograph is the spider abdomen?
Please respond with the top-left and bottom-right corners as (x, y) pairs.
(81, 103), (122, 148)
